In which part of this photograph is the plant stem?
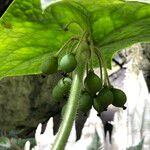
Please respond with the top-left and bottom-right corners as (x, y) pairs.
(64, 20), (83, 31)
(55, 37), (78, 56)
(89, 43), (94, 70)
(95, 50), (103, 86)
(73, 30), (87, 54)
(52, 61), (86, 150)
(95, 47), (111, 87)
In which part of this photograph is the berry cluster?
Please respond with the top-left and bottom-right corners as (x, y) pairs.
(41, 52), (77, 102)
(79, 70), (127, 115)
(40, 37), (127, 116)
(41, 53), (77, 75)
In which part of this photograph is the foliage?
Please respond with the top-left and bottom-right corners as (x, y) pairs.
(0, 0), (149, 79)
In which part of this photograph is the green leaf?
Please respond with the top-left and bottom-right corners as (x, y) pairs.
(90, 1), (150, 67)
(0, 0), (150, 78)
(0, 0), (86, 79)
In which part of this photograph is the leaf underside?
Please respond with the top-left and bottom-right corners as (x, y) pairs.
(0, 0), (150, 79)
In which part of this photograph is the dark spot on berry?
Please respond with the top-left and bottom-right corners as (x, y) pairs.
(104, 107), (107, 111)
(41, 74), (46, 78)
(97, 113), (101, 117)
(123, 106), (127, 110)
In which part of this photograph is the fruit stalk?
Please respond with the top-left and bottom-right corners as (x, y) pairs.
(52, 59), (86, 150)
(95, 47), (111, 87)
(55, 36), (78, 56)
(95, 50), (103, 86)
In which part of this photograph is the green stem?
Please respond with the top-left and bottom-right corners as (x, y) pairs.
(55, 37), (78, 56)
(95, 50), (103, 86)
(52, 61), (86, 150)
(73, 30), (87, 54)
(64, 20), (83, 31)
(95, 47), (111, 87)
(89, 44), (94, 70)
(68, 40), (78, 54)
(86, 63), (89, 76)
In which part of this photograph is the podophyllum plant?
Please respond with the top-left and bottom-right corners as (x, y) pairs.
(0, 0), (150, 149)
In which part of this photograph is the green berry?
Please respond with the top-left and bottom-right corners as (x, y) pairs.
(111, 88), (127, 108)
(93, 99), (105, 113)
(41, 56), (58, 74)
(57, 77), (72, 93)
(84, 70), (102, 95)
(93, 87), (113, 113)
(52, 85), (65, 102)
(78, 91), (93, 113)
(97, 88), (113, 107)
(59, 53), (77, 73)
(61, 104), (67, 117)
(52, 77), (72, 102)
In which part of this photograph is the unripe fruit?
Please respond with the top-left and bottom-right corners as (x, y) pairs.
(59, 53), (77, 73)
(52, 77), (72, 102)
(111, 88), (127, 108)
(41, 56), (58, 74)
(97, 88), (113, 107)
(78, 91), (93, 113)
(93, 99), (105, 113)
(57, 77), (72, 93)
(84, 70), (102, 95)
(52, 85), (65, 102)
(61, 104), (67, 117)
(93, 88), (113, 113)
